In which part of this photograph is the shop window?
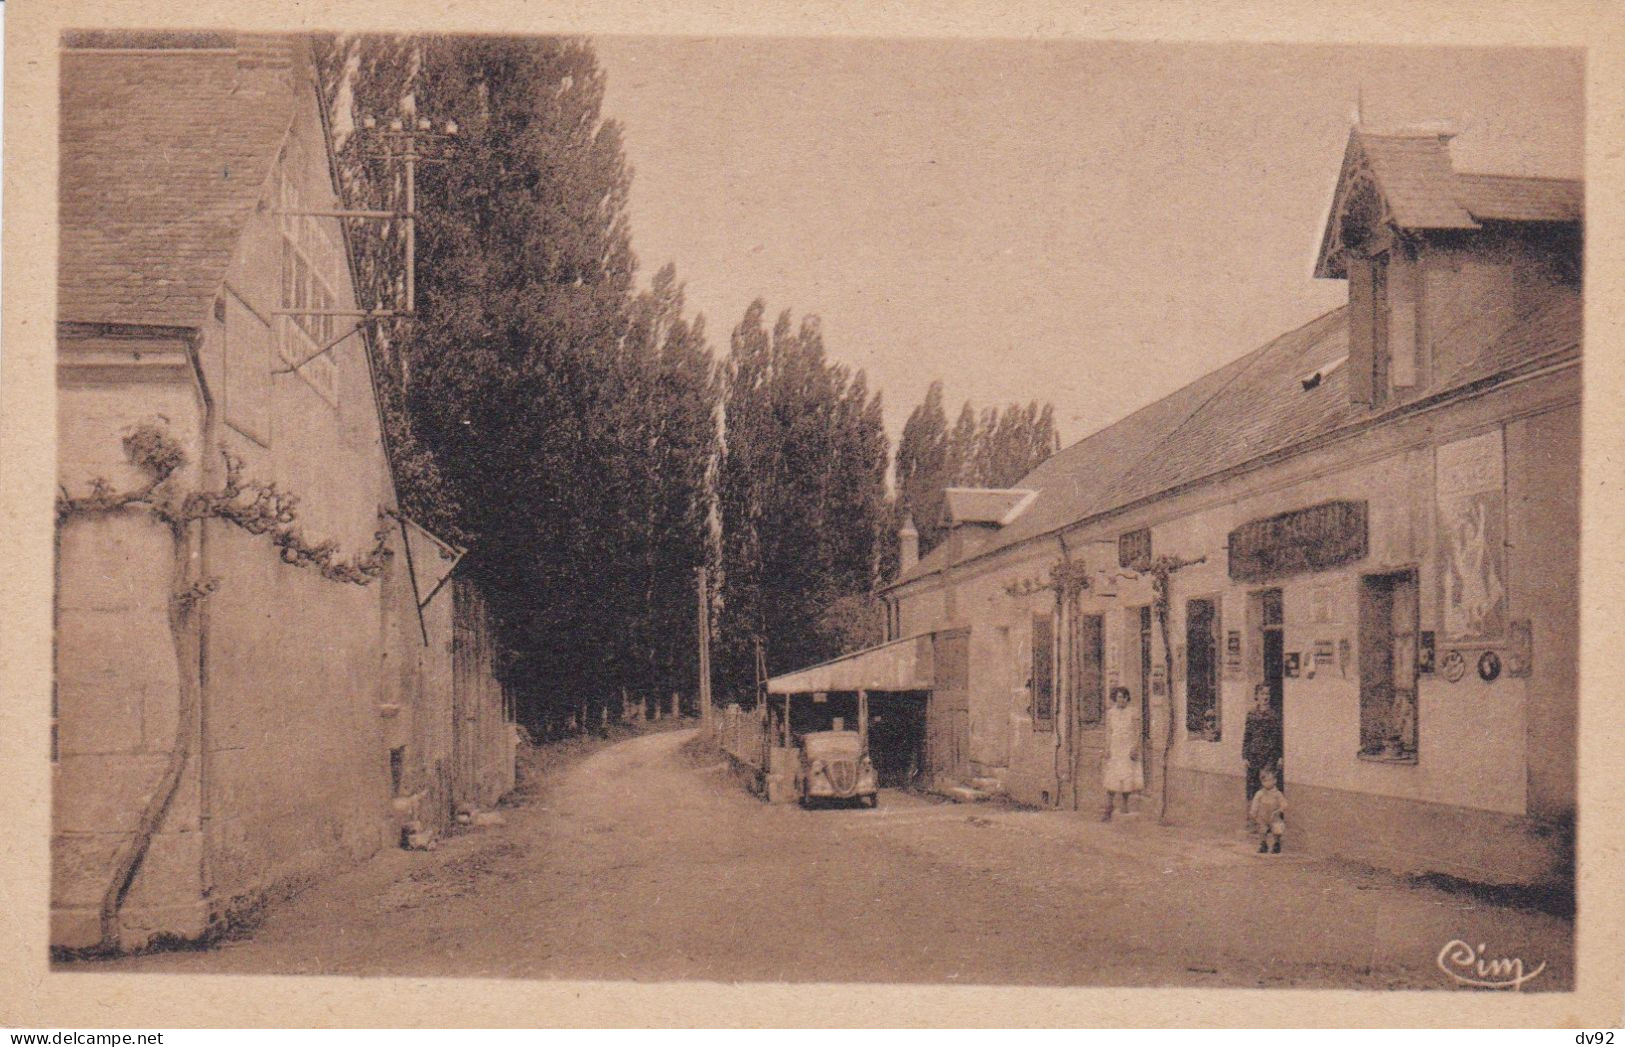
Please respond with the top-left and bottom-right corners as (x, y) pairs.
(1031, 613), (1054, 730)
(1358, 570), (1419, 761)
(1185, 597), (1221, 740)
(1072, 613), (1105, 726)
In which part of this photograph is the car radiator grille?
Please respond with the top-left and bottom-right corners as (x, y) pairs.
(828, 760), (859, 795)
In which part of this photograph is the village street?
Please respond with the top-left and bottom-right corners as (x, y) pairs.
(90, 728), (1572, 989)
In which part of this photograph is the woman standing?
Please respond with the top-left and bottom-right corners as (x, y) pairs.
(1102, 686), (1143, 820)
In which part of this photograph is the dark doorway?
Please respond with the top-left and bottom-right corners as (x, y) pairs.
(1248, 587), (1285, 801)
(867, 691), (927, 787)
(1137, 604), (1154, 745)
(1260, 588), (1284, 719)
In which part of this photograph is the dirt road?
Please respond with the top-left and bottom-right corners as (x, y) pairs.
(88, 728), (1572, 988)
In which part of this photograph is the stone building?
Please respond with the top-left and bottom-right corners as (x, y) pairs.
(858, 125), (1581, 888)
(54, 32), (514, 950)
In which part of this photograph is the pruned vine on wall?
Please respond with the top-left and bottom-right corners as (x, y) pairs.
(58, 421), (394, 587)
(1005, 540), (1208, 823)
(1146, 553), (1206, 822)
(55, 421), (394, 950)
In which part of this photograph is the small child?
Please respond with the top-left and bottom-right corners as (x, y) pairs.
(1248, 765), (1286, 853)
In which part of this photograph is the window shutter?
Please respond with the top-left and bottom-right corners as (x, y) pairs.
(1032, 613), (1054, 727)
(1347, 259), (1375, 405)
(1389, 254), (1418, 387)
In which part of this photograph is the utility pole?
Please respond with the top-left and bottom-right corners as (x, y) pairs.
(697, 566), (714, 731)
(274, 107), (456, 324)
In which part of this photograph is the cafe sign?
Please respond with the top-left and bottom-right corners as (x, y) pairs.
(1228, 500), (1368, 583)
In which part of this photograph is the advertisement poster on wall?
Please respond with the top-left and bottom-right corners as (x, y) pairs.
(1436, 428), (1507, 643)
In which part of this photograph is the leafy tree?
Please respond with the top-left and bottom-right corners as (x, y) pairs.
(889, 390), (1061, 572)
(895, 380), (951, 556)
(321, 34), (681, 732)
(714, 302), (888, 697)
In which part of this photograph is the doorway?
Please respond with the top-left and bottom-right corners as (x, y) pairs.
(1258, 589), (1284, 720)
(1249, 588), (1285, 800)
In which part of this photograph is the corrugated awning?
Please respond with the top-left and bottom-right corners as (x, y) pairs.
(767, 633), (936, 695)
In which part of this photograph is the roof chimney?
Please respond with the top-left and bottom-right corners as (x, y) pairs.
(899, 513), (920, 572)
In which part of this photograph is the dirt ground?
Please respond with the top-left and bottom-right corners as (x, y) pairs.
(78, 727), (1572, 989)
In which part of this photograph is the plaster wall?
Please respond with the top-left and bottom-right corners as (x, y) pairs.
(888, 363), (1579, 882)
(53, 339), (209, 947)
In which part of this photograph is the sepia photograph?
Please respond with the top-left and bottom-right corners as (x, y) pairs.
(5, 0), (1623, 1030)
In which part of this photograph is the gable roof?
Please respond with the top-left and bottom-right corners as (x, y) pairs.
(1314, 128), (1582, 278)
(887, 285), (1580, 591)
(889, 333), (1274, 587)
(58, 37), (300, 329)
(1098, 308), (1352, 511)
(1356, 131), (1479, 230)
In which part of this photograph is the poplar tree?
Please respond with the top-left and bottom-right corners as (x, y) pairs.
(715, 301), (889, 694)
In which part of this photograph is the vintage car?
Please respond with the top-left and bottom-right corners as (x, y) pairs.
(795, 729), (878, 807)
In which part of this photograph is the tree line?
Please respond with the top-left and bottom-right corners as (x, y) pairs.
(317, 34), (1057, 732)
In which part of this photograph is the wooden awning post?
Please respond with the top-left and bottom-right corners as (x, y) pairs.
(858, 689), (869, 751)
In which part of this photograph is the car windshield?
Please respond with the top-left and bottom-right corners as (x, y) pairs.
(801, 731), (862, 758)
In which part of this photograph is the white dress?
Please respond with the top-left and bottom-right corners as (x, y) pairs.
(1102, 703), (1143, 793)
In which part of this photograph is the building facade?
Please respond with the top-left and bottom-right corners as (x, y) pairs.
(54, 33), (514, 950)
(879, 127), (1580, 888)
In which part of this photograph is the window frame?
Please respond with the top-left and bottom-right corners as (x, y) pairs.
(275, 166), (344, 404)
(1357, 567), (1421, 764)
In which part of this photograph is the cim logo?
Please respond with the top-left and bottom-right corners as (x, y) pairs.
(1436, 939), (1545, 990)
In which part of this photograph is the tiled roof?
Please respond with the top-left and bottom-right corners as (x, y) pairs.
(1439, 292), (1581, 389)
(58, 40), (298, 328)
(1098, 309), (1353, 511)
(1456, 173), (1583, 224)
(888, 337), (1271, 587)
(888, 288), (1580, 589)
(1356, 132), (1479, 230)
(942, 488), (1034, 526)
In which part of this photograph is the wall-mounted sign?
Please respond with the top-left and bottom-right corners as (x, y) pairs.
(1418, 631), (1436, 674)
(1477, 650), (1502, 683)
(1441, 649), (1467, 683)
(1284, 652), (1301, 678)
(1436, 429), (1507, 644)
(1119, 528), (1152, 571)
(1506, 619), (1532, 678)
(1313, 639), (1335, 665)
(1223, 630), (1244, 677)
(1228, 500), (1369, 583)
(1310, 586), (1333, 624)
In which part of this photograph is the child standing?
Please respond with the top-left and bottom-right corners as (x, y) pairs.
(1249, 765), (1287, 853)
(1101, 685), (1143, 820)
